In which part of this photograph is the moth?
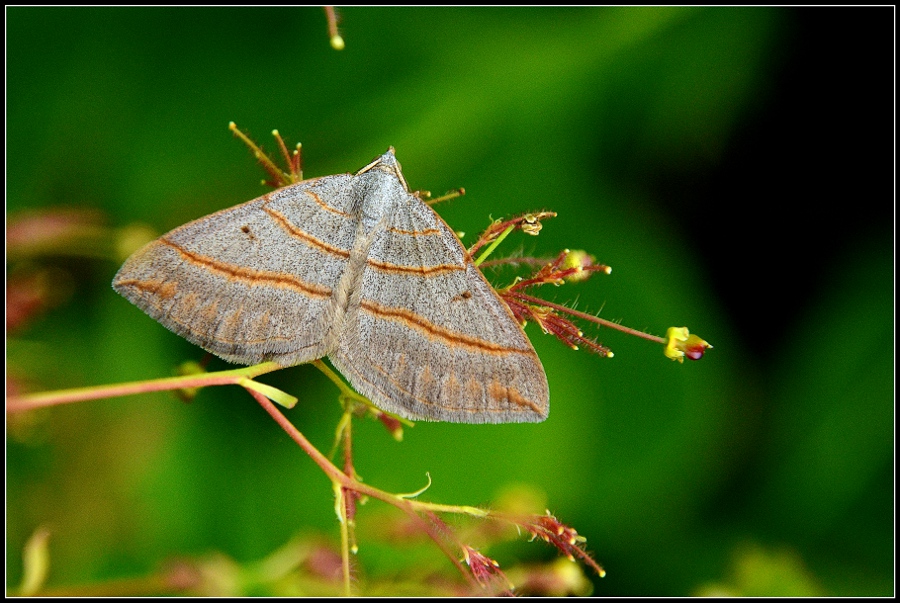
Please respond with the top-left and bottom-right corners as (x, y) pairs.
(113, 149), (549, 423)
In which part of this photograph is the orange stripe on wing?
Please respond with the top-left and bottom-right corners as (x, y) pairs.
(161, 239), (332, 299)
(388, 226), (441, 236)
(265, 199), (462, 278)
(358, 299), (533, 356)
(352, 360), (545, 418)
(303, 190), (354, 218)
(366, 258), (465, 277)
(263, 206), (352, 259)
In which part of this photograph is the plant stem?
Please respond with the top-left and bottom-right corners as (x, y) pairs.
(6, 362), (286, 414)
(246, 388), (475, 584)
(333, 483), (353, 596)
(474, 225), (515, 266)
(507, 291), (667, 344)
(246, 387), (348, 484)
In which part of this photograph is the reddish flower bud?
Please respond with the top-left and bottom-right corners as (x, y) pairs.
(522, 512), (605, 577)
(376, 412), (404, 442)
(462, 545), (514, 595)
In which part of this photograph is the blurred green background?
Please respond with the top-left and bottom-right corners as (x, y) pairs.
(7, 7), (893, 596)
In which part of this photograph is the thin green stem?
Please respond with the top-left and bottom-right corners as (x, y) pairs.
(334, 483), (353, 596)
(473, 225), (515, 266)
(313, 360), (413, 425)
(313, 359), (370, 406)
(312, 359), (352, 394)
(407, 501), (489, 518)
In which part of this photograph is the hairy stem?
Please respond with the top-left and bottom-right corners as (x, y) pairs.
(507, 291), (667, 344)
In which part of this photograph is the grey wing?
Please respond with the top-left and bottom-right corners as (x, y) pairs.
(328, 195), (549, 423)
(112, 175), (358, 366)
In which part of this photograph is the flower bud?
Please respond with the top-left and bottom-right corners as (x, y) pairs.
(664, 327), (713, 362)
